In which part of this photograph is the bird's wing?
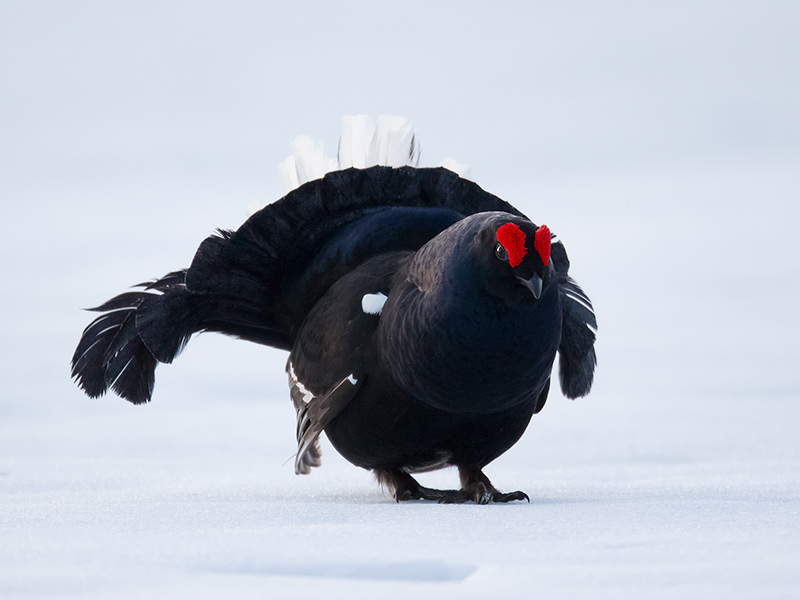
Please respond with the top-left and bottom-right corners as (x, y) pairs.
(285, 252), (406, 474)
(288, 363), (363, 475)
(551, 237), (597, 399)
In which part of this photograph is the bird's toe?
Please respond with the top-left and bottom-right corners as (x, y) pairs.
(491, 489), (530, 503)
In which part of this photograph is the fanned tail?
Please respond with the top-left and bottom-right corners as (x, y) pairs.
(73, 115), (520, 405)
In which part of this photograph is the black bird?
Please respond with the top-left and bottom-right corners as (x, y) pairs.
(71, 165), (596, 504)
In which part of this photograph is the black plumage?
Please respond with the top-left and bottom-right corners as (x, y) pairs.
(72, 166), (596, 503)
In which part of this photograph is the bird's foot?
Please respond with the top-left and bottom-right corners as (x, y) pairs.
(376, 468), (529, 504)
(435, 482), (529, 504)
(452, 464), (530, 504)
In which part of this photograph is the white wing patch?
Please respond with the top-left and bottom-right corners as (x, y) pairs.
(287, 360), (315, 404)
(361, 292), (388, 315)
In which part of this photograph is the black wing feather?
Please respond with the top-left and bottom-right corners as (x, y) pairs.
(286, 252), (405, 473)
(550, 233), (597, 399)
(557, 276), (597, 399)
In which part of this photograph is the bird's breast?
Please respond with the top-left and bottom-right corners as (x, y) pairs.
(376, 281), (561, 414)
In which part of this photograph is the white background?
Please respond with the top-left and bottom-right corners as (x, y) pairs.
(1, 1), (798, 598)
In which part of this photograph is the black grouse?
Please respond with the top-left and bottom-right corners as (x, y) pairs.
(71, 125), (597, 504)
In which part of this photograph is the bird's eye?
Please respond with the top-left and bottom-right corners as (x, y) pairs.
(495, 243), (508, 261)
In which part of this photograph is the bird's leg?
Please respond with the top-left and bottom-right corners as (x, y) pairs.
(454, 465), (530, 504)
(376, 469), (457, 502)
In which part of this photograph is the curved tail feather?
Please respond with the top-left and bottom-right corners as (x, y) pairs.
(71, 271), (193, 404)
(71, 260), (293, 404)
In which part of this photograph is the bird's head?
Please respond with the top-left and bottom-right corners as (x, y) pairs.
(473, 217), (552, 304)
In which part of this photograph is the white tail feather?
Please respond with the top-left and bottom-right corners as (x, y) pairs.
(338, 115), (377, 168)
(276, 115), (467, 196)
(375, 115), (420, 167)
(291, 136), (337, 186)
(278, 155), (300, 195)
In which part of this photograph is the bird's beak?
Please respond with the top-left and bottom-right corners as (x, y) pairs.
(516, 274), (543, 299)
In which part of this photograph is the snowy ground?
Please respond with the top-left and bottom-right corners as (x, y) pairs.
(2, 2), (799, 598)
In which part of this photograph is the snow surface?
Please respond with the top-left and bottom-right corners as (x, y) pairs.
(2, 2), (799, 598)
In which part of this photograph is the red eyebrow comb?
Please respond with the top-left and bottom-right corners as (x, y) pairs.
(497, 223), (527, 267)
(534, 225), (551, 266)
